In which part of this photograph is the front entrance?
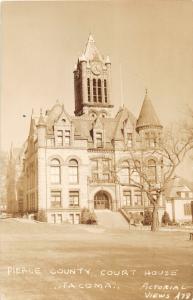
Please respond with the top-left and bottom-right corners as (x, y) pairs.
(94, 191), (111, 209)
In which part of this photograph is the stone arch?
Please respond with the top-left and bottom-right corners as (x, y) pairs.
(94, 190), (112, 210)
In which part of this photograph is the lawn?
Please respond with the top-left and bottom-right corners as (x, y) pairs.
(0, 219), (193, 300)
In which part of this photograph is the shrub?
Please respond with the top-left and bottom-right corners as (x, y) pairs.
(143, 209), (152, 225)
(81, 208), (97, 225)
(161, 211), (171, 225)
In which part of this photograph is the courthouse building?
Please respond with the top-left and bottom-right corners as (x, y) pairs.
(22, 35), (165, 224)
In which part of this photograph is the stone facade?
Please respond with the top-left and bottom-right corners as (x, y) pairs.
(22, 35), (166, 224)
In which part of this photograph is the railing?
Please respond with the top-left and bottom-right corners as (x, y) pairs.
(88, 176), (117, 184)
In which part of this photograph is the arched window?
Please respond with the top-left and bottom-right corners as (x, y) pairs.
(93, 79), (97, 102)
(50, 159), (61, 184)
(148, 159), (157, 182)
(131, 160), (141, 184)
(69, 159), (79, 184)
(98, 79), (102, 102)
(120, 161), (130, 184)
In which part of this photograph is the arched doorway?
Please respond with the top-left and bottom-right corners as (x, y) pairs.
(94, 191), (111, 209)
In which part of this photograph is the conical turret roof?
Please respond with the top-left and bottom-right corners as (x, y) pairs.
(136, 92), (162, 130)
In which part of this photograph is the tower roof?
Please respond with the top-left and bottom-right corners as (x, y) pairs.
(81, 34), (103, 62)
(136, 92), (162, 130)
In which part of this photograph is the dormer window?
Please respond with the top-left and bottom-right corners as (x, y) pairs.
(57, 130), (63, 146)
(64, 130), (70, 145)
(96, 132), (103, 147)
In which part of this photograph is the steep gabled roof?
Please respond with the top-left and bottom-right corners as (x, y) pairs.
(114, 106), (136, 140)
(136, 92), (162, 130)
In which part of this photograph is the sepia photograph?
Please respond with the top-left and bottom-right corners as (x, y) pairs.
(0, 1), (193, 299)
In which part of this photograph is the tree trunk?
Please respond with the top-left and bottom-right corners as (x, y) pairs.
(151, 204), (159, 232)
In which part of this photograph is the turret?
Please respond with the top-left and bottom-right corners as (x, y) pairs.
(136, 91), (163, 148)
(37, 109), (46, 147)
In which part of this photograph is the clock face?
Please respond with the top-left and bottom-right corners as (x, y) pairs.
(91, 63), (102, 75)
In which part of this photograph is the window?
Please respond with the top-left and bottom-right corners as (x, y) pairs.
(87, 78), (91, 102)
(69, 159), (78, 184)
(123, 190), (132, 206)
(96, 132), (103, 147)
(134, 190), (143, 206)
(120, 161), (130, 184)
(91, 160), (98, 171)
(148, 159), (157, 182)
(57, 130), (63, 146)
(127, 133), (133, 147)
(98, 79), (102, 102)
(184, 203), (191, 216)
(50, 159), (61, 184)
(93, 79), (97, 102)
(74, 214), (80, 224)
(104, 79), (107, 103)
(145, 132), (157, 148)
(47, 138), (55, 147)
(51, 191), (61, 208)
(69, 191), (79, 207)
(101, 159), (110, 181)
(131, 161), (141, 184)
(64, 130), (70, 145)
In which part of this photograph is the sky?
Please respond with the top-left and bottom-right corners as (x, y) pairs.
(1, 0), (193, 177)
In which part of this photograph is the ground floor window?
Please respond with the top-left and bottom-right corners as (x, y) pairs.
(123, 190), (132, 206)
(69, 191), (79, 207)
(69, 213), (80, 224)
(134, 190), (143, 206)
(184, 203), (191, 215)
(50, 213), (63, 224)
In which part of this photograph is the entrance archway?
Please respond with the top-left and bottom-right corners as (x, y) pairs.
(94, 191), (111, 209)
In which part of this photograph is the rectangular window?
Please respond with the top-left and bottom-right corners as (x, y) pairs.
(91, 160), (98, 170)
(69, 166), (78, 184)
(184, 203), (191, 216)
(51, 191), (61, 208)
(120, 167), (130, 184)
(50, 166), (60, 184)
(74, 214), (80, 224)
(69, 191), (79, 207)
(51, 214), (56, 224)
(69, 214), (74, 224)
(65, 130), (70, 145)
(123, 190), (132, 206)
(102, 173), (109, 181)
(127, 133), (133, 147)
(57, 214), (62, 224)
(134, 190), (143, 206)
(96, 132), (103, 147)
(57, 130), (63, 146)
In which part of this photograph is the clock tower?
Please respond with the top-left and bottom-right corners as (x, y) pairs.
(74, 34), (113, 117)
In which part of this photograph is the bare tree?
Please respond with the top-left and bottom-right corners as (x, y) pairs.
(127, 124), (193, 232)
